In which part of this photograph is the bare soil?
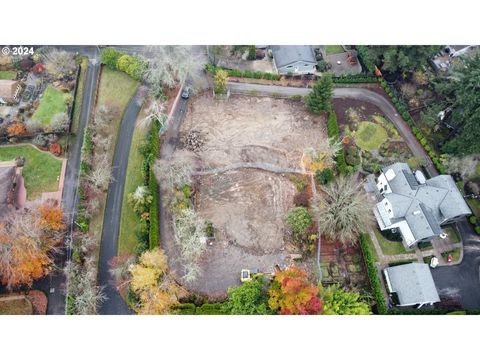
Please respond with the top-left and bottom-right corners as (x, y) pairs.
(169, 94), (327, 296)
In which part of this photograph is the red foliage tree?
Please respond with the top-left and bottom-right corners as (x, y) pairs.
(268, 266), (322, 315)
(49, 142), (62, 156)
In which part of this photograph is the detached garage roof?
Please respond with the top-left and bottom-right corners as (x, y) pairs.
(271, 45), (316, 68)
(384, 263), (440, 306)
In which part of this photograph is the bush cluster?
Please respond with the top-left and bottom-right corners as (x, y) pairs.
(100, 47), (145, 81)
(327, 112), (349, 175)
(205, 64), (281, 81)
(359, 233), (387, 314)
(378, 79), (446, 174)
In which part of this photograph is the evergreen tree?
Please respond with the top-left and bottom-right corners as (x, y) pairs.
(306, 74), (333, 114)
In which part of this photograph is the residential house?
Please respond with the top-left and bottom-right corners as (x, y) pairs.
(0, 79), (22, 105)
(366, 162), (471, 249)
(271, 45), (316, 75)
(383, 263), (440, 308)
(0, 160), (24, 218)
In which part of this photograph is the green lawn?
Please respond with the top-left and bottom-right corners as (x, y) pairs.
(97, 68), (138, 108)
(325, 45), (345, 55)
(374, 228), (413, 256)
(443, 226), (461, 244)
(0, 71), (17, 80)
(118, 121), (147, 256)
(0, 144), (62, 200)
(355, 121), (388, 151)
(32, 85), (69, 125)
(442, 248), (461, 262)
(467, 198), (480, 218)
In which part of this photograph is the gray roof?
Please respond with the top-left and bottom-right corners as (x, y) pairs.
(385, 263), (440, 306)
(377, 163), (471, 242)
(271, 45), (316, 68)
(0, 165), (15, 217)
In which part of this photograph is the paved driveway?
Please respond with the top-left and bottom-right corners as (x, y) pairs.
(431, 219), (480, 309)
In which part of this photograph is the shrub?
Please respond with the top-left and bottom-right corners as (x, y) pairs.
(195, 303), (227, 315)
(286, 207), (313, 237)
(49, 142), (62, 156)
(290, 94), (303, 102)
(174, 303), (196, 315)
(359, 234), (387, 314)
(33, 134), (49, 148)
(100, 47), (121, 70)
(470, 216), (478, 225)
(293, 190), (310, 207)
(420, 138), (427, 146)
(475, 226), (480, 235)
(315, 168), (334, 185)
(149, 169), (159, 249)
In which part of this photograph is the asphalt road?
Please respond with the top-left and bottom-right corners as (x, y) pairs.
(431, 219), (480, 309)
(32, 58), (100, 315)
(96, 90), (144, 315)
(228, 82), (439, 177)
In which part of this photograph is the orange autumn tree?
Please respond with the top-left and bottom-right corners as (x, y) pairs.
(0, 202), (65, 288)
(268, 266), (322, 315)
(7, 123), (27, 137)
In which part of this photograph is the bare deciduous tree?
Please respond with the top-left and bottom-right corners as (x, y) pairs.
(86, 154), (113, 191)
(50, 112), (69, 132)
(312, 176), (375, 245)
(445, 155), (479, 179)
(172, 208), (207, 282)
(43, 49), (76, 79)
(143, 46), (207, 96)
(138, 100), (168, 133)
(154, 150), (196, 190)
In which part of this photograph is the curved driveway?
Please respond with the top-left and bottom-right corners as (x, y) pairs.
(228, 82), (438, 177)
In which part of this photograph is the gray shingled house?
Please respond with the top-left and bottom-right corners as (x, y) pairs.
(366, 162), (471, 249)
(383, 263), (440, 307)
(271, 45), (316, 75)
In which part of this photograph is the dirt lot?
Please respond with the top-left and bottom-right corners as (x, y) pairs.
(169, 94), (327, 296)
(180, 94), (326, 169)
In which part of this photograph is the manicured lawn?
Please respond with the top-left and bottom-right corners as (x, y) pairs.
(325, 45), (345, 55)
(443, 226), (461, 244)
(32, 85), (69, 125)
(0, 297), (33, 315)
(355, 121), (388, 151)
(374, 228), (413, 256)
(97, 68), (138, 109)
(0, 71), (17, 80)
(118, 119), (147, 256)
(467, 198), (480, 218)
(0, 144), (62, 200)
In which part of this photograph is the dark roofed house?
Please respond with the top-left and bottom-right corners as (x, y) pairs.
(0, 79), (22, 105)
(384, 263), (440, 308)
(271, 45), (316, 75)
(367, 162), (471, 249)
(0, 160), (26, 218)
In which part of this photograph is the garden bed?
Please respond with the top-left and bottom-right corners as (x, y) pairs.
(0, 296), (33, 315)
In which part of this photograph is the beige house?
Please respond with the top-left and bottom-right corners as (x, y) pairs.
(0, 79), (22, 104)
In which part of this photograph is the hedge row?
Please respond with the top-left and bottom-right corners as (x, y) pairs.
(359, 233), (388, 314)
(76, 126), (95, 232)
(174, 303), (227, 315)
(332, 74), (377, 84)
(205, 63), (281, 81)
(378, 79), (446, 174)
(327, 112), (348, 175)
(146, 120), (160, 250)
